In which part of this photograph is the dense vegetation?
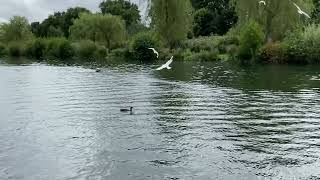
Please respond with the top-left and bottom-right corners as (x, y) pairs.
(0, 0), (320, 64)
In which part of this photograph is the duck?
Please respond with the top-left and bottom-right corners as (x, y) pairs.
(120, 107), (133, 112)
(96, 68), (101, 72)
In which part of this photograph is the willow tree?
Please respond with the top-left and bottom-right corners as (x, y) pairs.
(150, 0), (192, 48)
(70, 13), (127, 49)
(234, 0), (313, 41)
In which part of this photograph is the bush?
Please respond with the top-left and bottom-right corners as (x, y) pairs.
(183, 36), (222, 52)
(282, 25), (320, 64)
(94, 45), (108, 60)
(8, 43), (24, 57)
(258, 43), (285, 64)
(0, 43), (6, 56)
(74, 40), (97, 60)
(130, 32), (160, 61)
(25, 38), (46, 59)
(45, 38), (74, 60)
(184, 50), (218, 61)
(238, 20), (264, 61)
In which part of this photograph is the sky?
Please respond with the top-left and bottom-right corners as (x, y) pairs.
(0, 0), (148, 23)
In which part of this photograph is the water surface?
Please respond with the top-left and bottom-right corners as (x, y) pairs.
(0, 58), (320, 180)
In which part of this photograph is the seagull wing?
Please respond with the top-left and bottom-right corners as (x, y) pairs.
(302, 11), (311, 18)
(156, 64), (166, 71)
(148, 48), (159, 58)
(156, 56), (174, 71)
(164, 58), (173, 67)
(293, 2), (302, 11)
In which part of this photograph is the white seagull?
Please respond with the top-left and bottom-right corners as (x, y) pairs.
(258, 0), (266, 6)
(148, 48), (159, 58)
(156, 56), (173, 71)
(293, 2), (311, 18)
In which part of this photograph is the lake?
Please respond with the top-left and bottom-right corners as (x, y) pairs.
(0, 58), (320, 180)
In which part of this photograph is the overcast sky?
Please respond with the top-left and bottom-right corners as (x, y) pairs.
(0, 0), (148, 23)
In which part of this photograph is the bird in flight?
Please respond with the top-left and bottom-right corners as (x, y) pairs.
(293, 2), (311, 18)
(258, 0), (266, 6)
(148, 48), (159, 58)
(156, 56), (173, 71)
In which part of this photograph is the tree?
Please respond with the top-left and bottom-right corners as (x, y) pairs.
(191, 0), (237, 36)
(238, 20), (265, 60)
(312, 0), (320, 24)
(150, 0), (192, 48)
(33, 7), (90, 37)
(70, 13), (127, 49)
(99, 0), (141, 26)
(234, 0), (313, 41)
(0, 16), (33, 42)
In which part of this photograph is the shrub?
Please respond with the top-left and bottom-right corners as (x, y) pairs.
(258, 43), (285, 64)
(184, 50), (218, 61)
(45, 38), (74, 60)
(130, 32), (160, 61)
(183, 36), (222, 52)
(74, 40), (97, 60)
(25, 38), (46, 59)
(8, 43), (23, 57)
(94, 45), (108, 60)
(0, 43), (6, 56)
(238, 20), (264, 61)
(282, 25), (320, 64)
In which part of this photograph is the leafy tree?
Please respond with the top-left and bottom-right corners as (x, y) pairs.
(192, 0), (237, 36)
(99, 0), (141, 26)
(0, 16), (33, 42)
(234, 0), (312, 41)
(238, 20), (265, 60)
(150, 0), (192, 48)
(130, 32), (160, 61)
(33, 7), (90, 37)
(312, 0), (320, 24)
(70, 13), (127, 49)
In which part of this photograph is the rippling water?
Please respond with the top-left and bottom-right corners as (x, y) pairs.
(0, 58), (320, 180)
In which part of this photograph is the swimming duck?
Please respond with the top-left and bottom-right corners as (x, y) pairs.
(120, 107), (133, 112)
(96, 68), (101, 72)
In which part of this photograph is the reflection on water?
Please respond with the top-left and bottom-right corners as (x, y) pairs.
(0, 58), (320, 180)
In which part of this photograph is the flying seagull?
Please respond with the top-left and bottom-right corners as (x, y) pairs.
(293, 2), (311, 18)
(258, 0), (266, 6)
(148, 48), (159, 58)
(156, 56), (173, 71)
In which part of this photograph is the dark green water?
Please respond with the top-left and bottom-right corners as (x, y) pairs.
(0, 58), (319, 180)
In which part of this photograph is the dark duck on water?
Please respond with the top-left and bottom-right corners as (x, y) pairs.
(120, 107), (133, 112)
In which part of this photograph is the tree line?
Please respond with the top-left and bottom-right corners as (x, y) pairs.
(0, 0), (320, 64)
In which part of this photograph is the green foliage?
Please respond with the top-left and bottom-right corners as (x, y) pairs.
(192, 0), (237, 37)
(47, 26), (64, 37)
(234, 0), (312, 41)
(33, 7), (90, 37)
(99, 0), (141, 26)
(70, 13), (127, 49)
(73, 40), (97, 59)
(45, 38), (74, 60)
(193, 8), (214, 37)
(282, 24), (320, 64)
(130, 32), (160, 61)
(312, 0), (320, 23)
(184, 50), (219, 61)
(151, 0), (193, 48)
(0, 43), (6, 56)
(25, 38), (47, 59)
(238, 21), (264, 60)
(258, 42), (285, 63)
(8, 42), (24, 57)
(183, 35), (238, 54)
(0, 16), (33, 42)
